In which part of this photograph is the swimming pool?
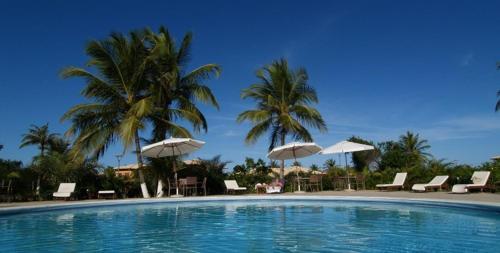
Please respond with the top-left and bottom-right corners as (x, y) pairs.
(1, 199), (499, 252)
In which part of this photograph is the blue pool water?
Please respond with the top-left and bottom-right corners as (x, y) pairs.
(1, 200), (499, 252)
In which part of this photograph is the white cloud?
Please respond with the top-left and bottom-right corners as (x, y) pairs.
(223, 130), (240, 137)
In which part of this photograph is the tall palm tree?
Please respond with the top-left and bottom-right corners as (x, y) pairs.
(142, 27), (220, 196)
(62, 28), (220, 198)
(496, 62), (500, 112)
(237, 58), (327, 179)
(20, 124), (58, 157)
(20, 123), (59, 197)
(144, 27), (220, 141)
(496, 90), (499, 112)
(61, 31), (154, 198)
(398, 131), (431, 167)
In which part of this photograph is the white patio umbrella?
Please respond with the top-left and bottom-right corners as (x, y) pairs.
(320, 141), (374, 191)
(267, 142), (322, 193)
(141, 137), (205, 198)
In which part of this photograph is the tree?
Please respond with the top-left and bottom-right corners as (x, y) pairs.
(198, 155), (230, 194)
(254, 158), (269, 175)
(324, 159), (336, 169)
(377, 141), (406, 170)
(144, 27), (220, 141)
(496, 90), (500, 112)
(398, 131), (431, 167)
(232, 164), (247, 175)
(61, 31), (154, 198)
(496, 62), (500, 112)
(237, 58), (327, 179)
(348, 136), (379, 171)
(20, 123), (59, 197)
(310, 164), (320, 171)
(20, 124), (59, 157)
(141, 27), (221, 197)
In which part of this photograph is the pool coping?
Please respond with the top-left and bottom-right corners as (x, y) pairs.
(1, 195), (500, 216)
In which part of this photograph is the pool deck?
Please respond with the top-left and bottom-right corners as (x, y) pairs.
(1, 190), (499, 214)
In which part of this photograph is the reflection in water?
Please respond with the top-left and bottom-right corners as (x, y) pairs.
(0, 201), (499, 252)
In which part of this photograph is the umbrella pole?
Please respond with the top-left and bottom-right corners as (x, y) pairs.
(345, 152), (352, 191)
(174, 161), (179, 196)
(296, 158), (301, 192)
(171, 145), (183, 198)
(293, 149), (303, 193)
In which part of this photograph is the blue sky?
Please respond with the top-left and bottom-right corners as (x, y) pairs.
(0, 0), (499, 169)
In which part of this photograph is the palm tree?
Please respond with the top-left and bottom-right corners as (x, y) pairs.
(496, 90), (500, 112)
(237, 58), (327, 179)
(144, 27), (220, 141)
(199, 155), (230, 194)
(398, 131), (431, 167)
(62, 28), (220, 198)
(20, 123), (59, 197)
(496, 62), (500, 112)
(324, 159), (336, 169)
(20, 124), (58, 157)
(61, 31), (154, 198)
(142, 27), (221, 196)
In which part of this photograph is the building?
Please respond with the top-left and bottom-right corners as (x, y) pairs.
(113, 163), (139, 177)
(113, 159), (202, 177)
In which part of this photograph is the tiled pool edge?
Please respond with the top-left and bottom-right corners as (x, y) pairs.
(1, 195), (500, 216)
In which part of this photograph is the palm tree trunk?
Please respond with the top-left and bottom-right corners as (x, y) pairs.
(36, 147), (44, 200)
(36, 176), (40, 199)
(280, 132), (285, 180)
(156, 177), (164, 198)
(134, 130), (150, 198)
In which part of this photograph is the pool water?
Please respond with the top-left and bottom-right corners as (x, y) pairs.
(1, 200), (499, 252)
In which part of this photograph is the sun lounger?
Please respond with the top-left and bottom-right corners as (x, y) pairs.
(224, 180), (247, 194)
(412, 175), (449, 192)
(266, 185), (281, 194)
(452, 171), (491, 193)
(98, 190), (116, 199)
(376, 172), (407, 191)
(53, 183), (76, 200)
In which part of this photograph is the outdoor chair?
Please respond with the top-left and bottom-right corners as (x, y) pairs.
(412, 175), (449, 192)
(452, 171), (491, 193)
(53, 183), (76, 200)
(354, 174), (366, 190)
(198, 177), (207, 196)
(166, 178), (177, 197)
(308, 175), (322, 192)
(376, 172), (407, 191)
(332, 176), (346, 190)
(183, 177), (198, 196)
(224, 180), (247, 194)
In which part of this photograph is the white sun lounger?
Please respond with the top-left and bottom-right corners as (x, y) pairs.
(412, 175), (449, 192)
(266, 185), (281, 194)
(53, 183), (76, 200)
(452, 171), (491, 193)
(98, 190), (116, 199)
(224, 180), (247, 194)
(376, 172), (407, 191)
